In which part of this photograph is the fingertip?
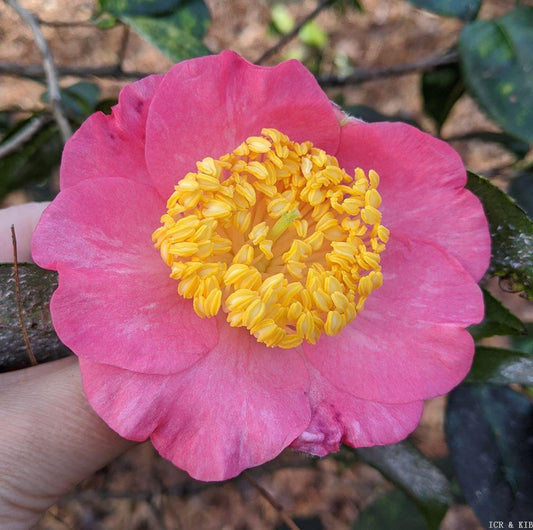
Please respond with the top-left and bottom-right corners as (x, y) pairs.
(0, 202), (50, 263)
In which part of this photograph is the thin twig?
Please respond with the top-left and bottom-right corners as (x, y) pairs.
(36, 17), (95, 27)
(243, 471), (301, 530)
(317, 50), (458, 86)
(117, 25), (131, 67)
(0, 62), (150, 80)
(10, 226), (37, 366)
(5, 0), (72, 142)
(256, 0), (336, 64)
(0, 114), (49, 158)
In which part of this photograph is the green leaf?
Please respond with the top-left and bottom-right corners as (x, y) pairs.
(352, 489), (427, 530)
(466, 172), (533, 299)
(468, 289), (525, 340)
(446, 385), (533, 526)
(407, 0), (481, 21)
(42, 82), (101, 122)
(270, 3), (295, 35)
(356, 442), (452, 530)
(122, 0), (210, 62)
(509, 171), (533, 218)
(0, 125), (62, 201)
(512, 322), (533, 355)
(95, 12), (118, 29)
(422, 62), (464, 133)
(99, 0), (183, 16)
(466, 346), (533, 385)
(459, 7), (533, 144)
(298, 21), (328, 50)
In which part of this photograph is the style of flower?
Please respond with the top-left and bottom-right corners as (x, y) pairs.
(32, 51), (490, 481)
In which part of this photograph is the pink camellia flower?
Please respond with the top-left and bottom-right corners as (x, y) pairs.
(32, 51), (490, 481)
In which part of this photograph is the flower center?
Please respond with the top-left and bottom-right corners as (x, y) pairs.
(153, 128), (388, 349)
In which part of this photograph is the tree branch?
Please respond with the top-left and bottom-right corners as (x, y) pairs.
(317, 50), (458, 86)
(0, 263), (71, 373)
(243, 471), (301, 530)
(0, 62), (151, 80)
(0, 114), (50, 158)
(4, 0), (72, 142)
(256, 0), (336, 65)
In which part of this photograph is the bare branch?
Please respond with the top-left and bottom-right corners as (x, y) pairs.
(4, 0), (73, 142)
(256, 0), (336, 65)
(117, 25), (131, 67)
(0, 62), (151, 80)
(243, 471), (301, 530)
(36, 17), (95, 28)
(317, 50), (458, 86)
(0, 114), (49, 158)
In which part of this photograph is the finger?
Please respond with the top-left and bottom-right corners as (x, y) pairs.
(0, 202), (50, 263)
(0, 356), (135, 528)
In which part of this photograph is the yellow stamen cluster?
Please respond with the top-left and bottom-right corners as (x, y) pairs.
(153, 128), (388, 349)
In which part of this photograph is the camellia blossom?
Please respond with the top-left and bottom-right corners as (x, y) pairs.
(32, 51), (490, 481)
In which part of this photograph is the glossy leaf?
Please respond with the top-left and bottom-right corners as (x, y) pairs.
(446, 385), (533, 527)
(0, 125), (62, 200)
(99, 0), (183, 16)
(42, 82), (101, 122)
(466, 346), (533, 385)
(512, 322), (533, 355)
(352, 489), (427, 530)
(422, 61), (464, 133)
(407, 0), (481, 21)
(468, 289), (525, 340)
(466, 172), (533, 299)
(122, 0), (210, 62)
(299, 21), (328, 50)
(509, 171), (533, 218)
(356, 442), (452, 530)
(459, 7), (533, 143)
(270, 3), (295, 35)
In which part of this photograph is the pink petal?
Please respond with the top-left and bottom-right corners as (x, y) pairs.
(373, 231), (485, 325)
(145, 50), (341, 198)
(291, 366), (423, 456)
(60, 75), (163, 190)
(32, 178), (217, 373)
(336, 120), (491, 281)
(79, 321), (311, 481)
(303, 234), (482, 403)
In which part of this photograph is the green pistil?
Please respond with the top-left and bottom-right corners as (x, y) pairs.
(270, 209), (301, 242)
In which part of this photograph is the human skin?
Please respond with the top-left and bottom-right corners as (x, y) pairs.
(0, 203), (133, 529)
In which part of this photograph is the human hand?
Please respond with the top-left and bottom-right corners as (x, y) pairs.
(0, 203), (134, 529)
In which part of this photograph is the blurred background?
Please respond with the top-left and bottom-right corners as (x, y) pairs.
(1, 1), (532, 528)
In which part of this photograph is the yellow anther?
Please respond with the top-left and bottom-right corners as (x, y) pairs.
(249, 222), (269, 244)
(233, 244), (255, 265)
(247, 136), (272, 154)
(168, 242), (199, 257)
(325, 310), (345, 336)
(365, 188), (382, 208)
(224, 263), (252, 286)
(378, 225), (390, 243)
(154, 129), (387, 348)
(369, 169), (380, 188)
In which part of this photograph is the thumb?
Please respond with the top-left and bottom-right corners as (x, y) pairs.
(0, 356), (134, 529)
